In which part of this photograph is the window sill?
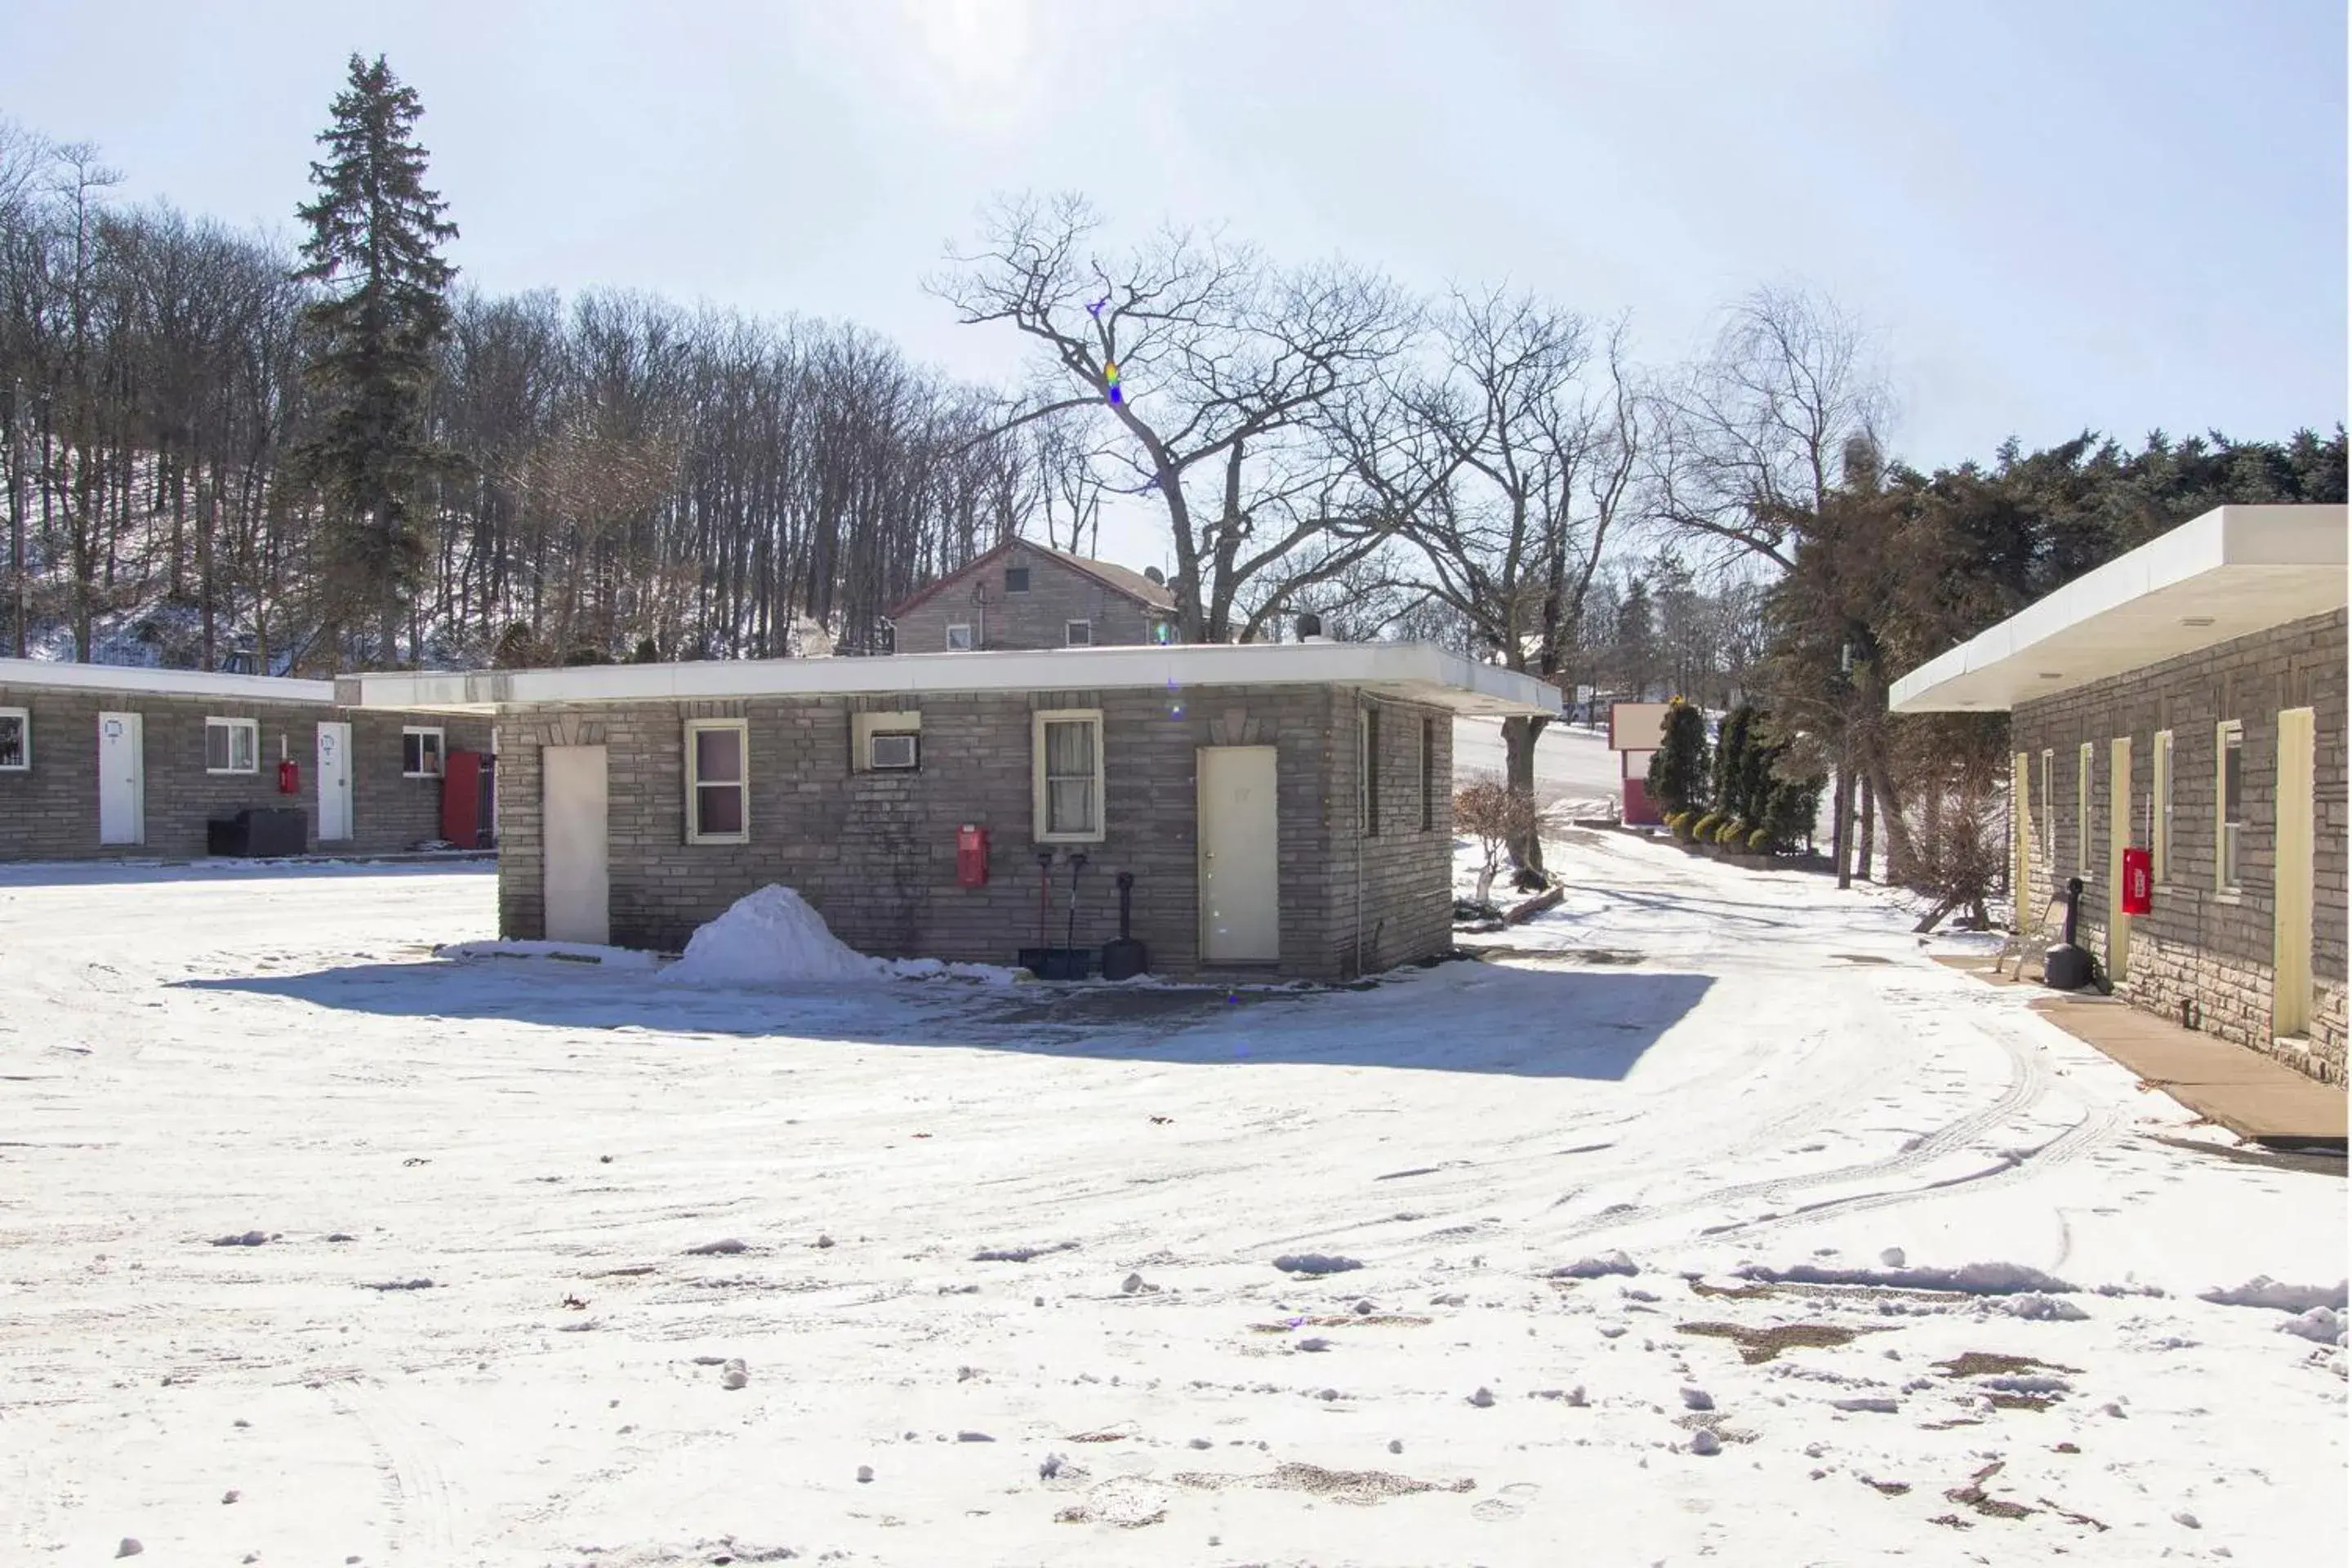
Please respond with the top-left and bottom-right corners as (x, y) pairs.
(686, 834), (751, 848)
(403, 771), (443, 781)
(207, 768), (259, 777)
(1035, 832), (1106, 845)
(2212, 888), (2243, 905)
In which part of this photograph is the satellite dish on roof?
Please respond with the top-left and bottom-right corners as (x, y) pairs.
(1144, 566), (1165, 586)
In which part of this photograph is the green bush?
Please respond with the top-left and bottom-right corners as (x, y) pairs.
(1645, 699), (1712, 819)
(1748, 826), (1772, 853)
(1717, 819), (1748, 846)
(1692, 811), (1724, 842)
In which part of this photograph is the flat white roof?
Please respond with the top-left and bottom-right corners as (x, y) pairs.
(0, 657), (336, 704)
(1887, 504), (2348, 714)
(337, 641), (1566, 719)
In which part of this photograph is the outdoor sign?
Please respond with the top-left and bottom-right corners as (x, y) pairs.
(1608, 702), (1673, 753)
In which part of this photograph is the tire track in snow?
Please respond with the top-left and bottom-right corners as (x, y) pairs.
(323, 1374), (463, 1558)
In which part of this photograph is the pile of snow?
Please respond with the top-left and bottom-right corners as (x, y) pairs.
(2197, 1276), (2348, 1314)
(1734, 1259), (2077, 1296)
(658, 886), (889, 985)
(437, 939), (662, 969)
(654, 885), (1022, 988)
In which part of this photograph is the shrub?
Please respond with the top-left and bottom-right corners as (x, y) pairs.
(1717, 819), (1748, 846)
(1748, 826), (1772, 853)
(1455, 778), (1539, 908)
(1692, 811), (1724, 842)
(1644, 698), (1712, 819)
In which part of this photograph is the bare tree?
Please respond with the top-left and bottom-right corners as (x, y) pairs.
(1394, 290), (1641, 875)
(930, 193), (1419, 641)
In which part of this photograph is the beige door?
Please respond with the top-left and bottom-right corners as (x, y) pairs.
(1198, 745), (1280, 963)
(542, 746), (610, 946)
(316, 722), (354, 843)
(2274, 707), (2315, 1037)
(97, 711), (145, 846)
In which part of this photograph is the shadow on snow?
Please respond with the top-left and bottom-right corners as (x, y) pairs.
(179, 956), (1713, 1081)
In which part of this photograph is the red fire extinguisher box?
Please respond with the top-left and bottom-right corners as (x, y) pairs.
(956, 825), (989, 888)
(2121, 847), (2153, 915)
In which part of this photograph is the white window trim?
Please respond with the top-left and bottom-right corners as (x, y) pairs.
(402, 724), (446, 779)
(2215, 719), (2243, 892)
(0, 706), (26, 771)
(2038, 749), (2053, 866)
(946, 622), (974, 652)
(1065, 619), (1093, 647)
(2076, 742), (2094, 875)
(2152, 728), (2173, 882)
(684, 717), (751, 845)
(206, 716), (260, 775)
(1031, 707), (1106, 844)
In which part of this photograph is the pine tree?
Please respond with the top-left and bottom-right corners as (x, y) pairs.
(1646, 697), (1711, 818)
(292, 54), (458, 668)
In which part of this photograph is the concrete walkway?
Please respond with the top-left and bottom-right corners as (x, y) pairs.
(1936, 954), (2347, 1150)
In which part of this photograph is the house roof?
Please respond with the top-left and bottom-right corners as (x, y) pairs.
(336, 641), (1565, 719)
(884, 538), (1177, 620)
(0, 657), (336, 703)
(1887, 503), (2349, 714)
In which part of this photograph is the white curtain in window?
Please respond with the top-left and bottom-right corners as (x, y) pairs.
(1045, 719), (1096, 833)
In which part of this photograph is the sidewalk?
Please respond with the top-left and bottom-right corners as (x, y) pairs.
(1936, 954), (2347, 1152)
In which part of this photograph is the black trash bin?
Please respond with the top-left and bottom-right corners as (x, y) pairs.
(207, 807), (308, 858)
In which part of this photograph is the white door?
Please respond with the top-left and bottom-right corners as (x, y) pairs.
(96, 711), (145, 846)
(316, 722), (354, 843)
(542, 746), (610, 946)
(1199, 745), (1280, 963)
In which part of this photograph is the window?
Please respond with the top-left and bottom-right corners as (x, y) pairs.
(2038, 750), (2053, 865)
(2216, 720), (2243, 890)
(1004, 566), (1031, 594)
(946, 622), (974, 651)
(1418, 717), (1434, 831)
(852, 710), (921, 773)
(685, 719), (749, 844)
(402, 726), (445, 778)
(868, 732), (918, 770)
(2152, 729), (2173, 881)
(2076, 742), (2094, 874)
(1361, 706), (1382, 837)
(0, 706), (25, 771)
(205, 717), (259, 774)
(1065, 619), (1093, 647)
(1032, 708), (1104, 842)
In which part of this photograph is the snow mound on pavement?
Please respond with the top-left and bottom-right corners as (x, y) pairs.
(1548, 1250), (1638, 1280)
(438, 939), (662, 969)
(658, 885), (885, 986)
(2198, 1276), (2349, 1314)
(2278, 1307), (2347, 1345)
(1735, 1260), (2076, 1296)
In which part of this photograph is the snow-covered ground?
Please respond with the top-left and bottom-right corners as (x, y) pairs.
(0, 837), (2341, 1565)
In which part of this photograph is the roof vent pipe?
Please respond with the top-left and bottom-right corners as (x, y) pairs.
(1296, 612), (1326, 643)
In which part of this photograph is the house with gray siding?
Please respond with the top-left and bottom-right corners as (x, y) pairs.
(887, 538), (1178, 653)
(1890, 503), (2348, 1085)
(341, 642), (1559, 980)
(0, 659), (493, 862)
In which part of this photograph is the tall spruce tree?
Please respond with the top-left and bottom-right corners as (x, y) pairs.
(292, 54), (457, 667)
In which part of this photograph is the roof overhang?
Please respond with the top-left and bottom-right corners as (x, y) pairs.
(1887, 504), (2348, 714)
(0, 657), (334, 703)
(336, 642), (1564, 719)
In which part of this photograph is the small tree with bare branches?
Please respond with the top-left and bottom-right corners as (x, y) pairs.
(1454, 777), (1539, 909)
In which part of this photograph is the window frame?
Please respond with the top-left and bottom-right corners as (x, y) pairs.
(2151, 728), (2173, 881)
(1004, 566), (1031, 595)
(2038, 749), (2053, 866)
(1065, 618), (1094, 647)
(867, 731), (920, 771)
(401, 725), (446, 779)
(205, 716), (260, 775)
(1031, 707), (1106, 844)
(684, 717), (751, 846)
(2216, 719), (2243, 892)
(0, 706), (26, 771)
(2076, 742), (2094, 875)
(1419, 715), (1436, 832)
(946, 622), (974, 652)
(1361, 705), (1383, 838)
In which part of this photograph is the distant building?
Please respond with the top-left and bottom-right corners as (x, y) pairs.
(1890, 504), (2347, 1086)
(885, 539), (1178, 653)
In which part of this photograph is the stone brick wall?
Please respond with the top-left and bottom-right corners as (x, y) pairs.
(494, 681), (1456, 979)
(0, 680), (489, 861)
(1325, 697), (1456, 976)
(889, 542), (1169, 653)
(2011, 608), (2346, 1084)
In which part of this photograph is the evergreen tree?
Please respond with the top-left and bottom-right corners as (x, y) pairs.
(1646, 697), (1711, 818)
(292, 53), (458, 668)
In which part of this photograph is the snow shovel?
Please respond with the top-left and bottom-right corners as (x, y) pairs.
(1017, 848), (1056, 975)
(1101, 870), (1147, 981)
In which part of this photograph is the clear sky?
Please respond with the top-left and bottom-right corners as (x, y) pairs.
(2, 0), (2343, 570)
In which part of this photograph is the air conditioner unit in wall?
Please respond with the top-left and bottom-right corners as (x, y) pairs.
(869, 732), (919, 771)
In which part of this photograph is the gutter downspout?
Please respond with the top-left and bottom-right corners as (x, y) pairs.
(1354, 697), (1365, 979)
